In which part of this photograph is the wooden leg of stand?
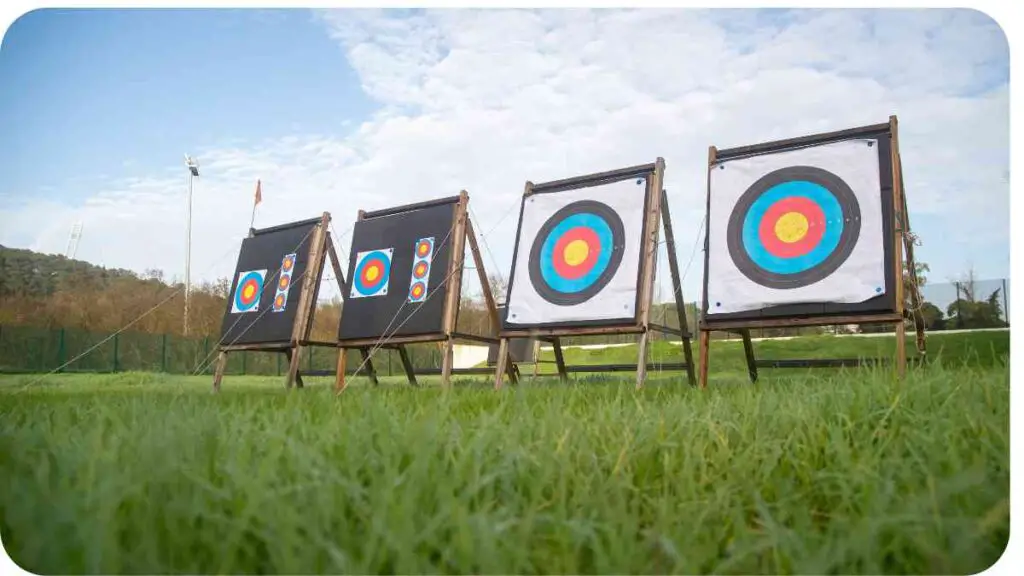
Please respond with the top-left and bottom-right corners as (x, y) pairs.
(334, 348), (347, 394)
(636, 331), (650, 390)
(397, 345), (418, 386)
(895, 320), (907, 379)
(493, 338), (509, 390)
(359, 347), (379, 386)
(551, 337), (568, 383)
(212, 351), (227, 393)
(440, 337), (454, 389)
(741, 330), (758, 384)
(698, 331), (710, 389)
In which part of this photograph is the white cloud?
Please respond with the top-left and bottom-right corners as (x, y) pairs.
(0, 8), (1009, 305)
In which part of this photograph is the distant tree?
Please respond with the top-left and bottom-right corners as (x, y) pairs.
(945, 268), (1008, 329)
(918, 301), (945, 331)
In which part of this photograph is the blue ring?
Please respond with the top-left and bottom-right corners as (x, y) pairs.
(538, 213), (613, 294)
(354, 250), (392, 296)
(741, 180), (843, 275)
(234, 270), (264, 311)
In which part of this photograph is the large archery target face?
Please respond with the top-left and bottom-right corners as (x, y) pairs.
(506, 177), (646, 325)
(708, 138), (886, 314)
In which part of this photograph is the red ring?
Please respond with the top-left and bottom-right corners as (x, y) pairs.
(552, 226), (601, 280)
(758, 196), (826, 258)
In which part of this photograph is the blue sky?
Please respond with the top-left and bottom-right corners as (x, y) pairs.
(0, 8), (1010, 309)
(0, 9), (374, 202)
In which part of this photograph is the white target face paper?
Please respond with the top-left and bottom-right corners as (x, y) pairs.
(707, 138), (887, 314)
(505, 178), (648, 325)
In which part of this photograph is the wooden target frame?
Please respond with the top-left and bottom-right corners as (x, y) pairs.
(493, 158), (697, 390)
(698, 115), (927, 387)
(334, 191), (518, 391)
(212, 212), (343, 391)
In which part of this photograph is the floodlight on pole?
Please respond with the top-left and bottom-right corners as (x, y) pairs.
(184, 154), (200, 337)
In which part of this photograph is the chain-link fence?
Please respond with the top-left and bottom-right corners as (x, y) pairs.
(0, 278), (1009, 373)
(0, 324), (445, 376)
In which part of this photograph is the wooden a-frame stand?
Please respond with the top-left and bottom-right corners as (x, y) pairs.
(494, 158), (697, 390)
(697, 116), (927, 388)
(334, 191), (519, 392)
(213, 212), (346, 391)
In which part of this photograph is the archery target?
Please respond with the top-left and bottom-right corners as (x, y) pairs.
(231, 269), (267, 314)
(272, 252), (296, 313)
(707, 138), (886, 314)
(505, 177), (646, 325)
(407, 236), (435, 303)
(350, 248), (393, 298)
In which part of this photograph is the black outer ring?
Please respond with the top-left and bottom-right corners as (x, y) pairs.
(726, 165), (862, 290)
(527, 200), (626, 306)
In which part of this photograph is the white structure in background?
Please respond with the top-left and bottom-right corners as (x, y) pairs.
(452, 344), (489, 369)
(184, 154), (200, 336)
(64, 222), (83, 259)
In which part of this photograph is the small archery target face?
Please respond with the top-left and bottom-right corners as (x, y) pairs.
(415, 238), (434, 258)
(272, 252), (297, 313)
(707, 138), (886, 314)
(231, 269), (266, 313)
(351, 248), (393, 298)
(409, 281), (427, 302)
(407, 236), (435, 303)
(505, 177), (647, 325)
(413, 261), (428, 279)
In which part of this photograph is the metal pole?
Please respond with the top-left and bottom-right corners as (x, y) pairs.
(1002, 278), (1009, 324)
(184, 170), (193, 336)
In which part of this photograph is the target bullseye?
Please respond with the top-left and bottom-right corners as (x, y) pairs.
(727, 166), (860, 289)
(528, 200), (624, 305)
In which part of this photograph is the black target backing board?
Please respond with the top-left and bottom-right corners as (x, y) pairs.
(500, 163), (654, 331)
(702, 123), (898, 324)
(338, 199), (457, 342)
(218, 217), (321, 346)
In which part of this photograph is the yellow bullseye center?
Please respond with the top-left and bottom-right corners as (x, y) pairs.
(775, 212), (809, 243)
(243, 285), (255, 298)
(563, 240), (590, 266)
(366, 266), (379, 282)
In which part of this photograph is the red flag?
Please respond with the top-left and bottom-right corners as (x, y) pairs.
(254, 179), (262, 206)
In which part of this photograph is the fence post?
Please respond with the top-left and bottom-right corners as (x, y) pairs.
(1002, 278), (1009, 324)
(113, 333), (120, 373)
(955, 282), (964, 329)
(57, 328), (66, 373)
(161, 333), (168, 373)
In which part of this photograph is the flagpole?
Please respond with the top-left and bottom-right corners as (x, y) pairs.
(249, 179), (261, 232)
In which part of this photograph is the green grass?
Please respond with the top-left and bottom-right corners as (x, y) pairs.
(0, 331), (1010, 574)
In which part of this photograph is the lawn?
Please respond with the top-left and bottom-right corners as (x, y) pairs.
(0, 331), (1010, 574)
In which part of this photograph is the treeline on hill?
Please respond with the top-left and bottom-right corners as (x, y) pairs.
(0, 245), (1007, 345)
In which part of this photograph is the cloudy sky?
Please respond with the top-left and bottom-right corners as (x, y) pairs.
(0, 7), (1009, 304)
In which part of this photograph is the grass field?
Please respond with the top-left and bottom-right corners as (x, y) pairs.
(0, 331), (1010, 574)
